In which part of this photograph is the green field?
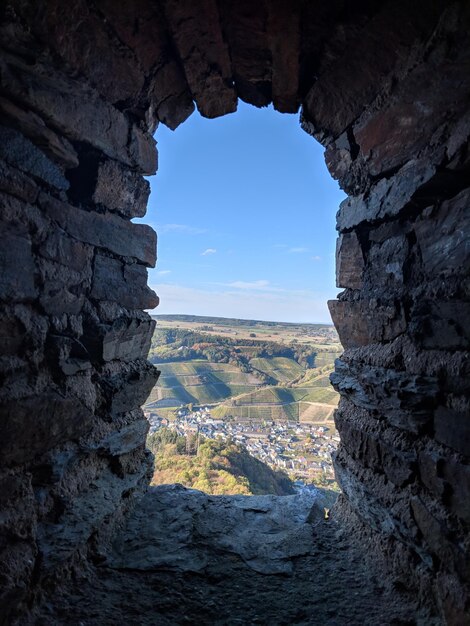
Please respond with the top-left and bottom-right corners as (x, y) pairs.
(211, 401), (335, 423)
(313, 351), (341, 369)
(297, 367), (335, 387)
(250, 357), (304, 383)
(212, 403), (300, 421)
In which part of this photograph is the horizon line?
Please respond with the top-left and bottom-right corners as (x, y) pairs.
(151, 312), (335, 327)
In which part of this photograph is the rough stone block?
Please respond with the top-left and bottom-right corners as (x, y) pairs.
(0, 125), (69, 190)
(335, 232), (363, 289)
(354, 33), (470, 178)
(331, 360), (439, 434)
(365, 235), (408, 288)
(91, 254), (159, 310)
(268, 0), (300, 113)
(0, 470), (36, 620)
(40, 285), (85, 316)
(436, 573), (470, 626)
(92, 159), (150, 219)
(328, 299), (406, 348)
(0, 161), (38, 203)
(101, 362), (159, 417)
(0, 55), (150, 172)
(0, 191), (47, 236)
(415, 188), (470, 277)
(333, 450), (398, 537)
(337, 411), (416, 485)
(36, 252), (91, 316)
(410, 497), (446, 556)
(411, 301), (470, 350)
(380, 443), (416, 487)
(418, 451), (446, 500)
(149, 66), (196, 130)
(442, 458), (470, 524)
(128, 126), (158, 176)
(335, 413), (381, 470)
(410, 496), (468, 579)
(324, 133), (354, 189)
(82, 317), (155, 363)
(0, 96), (79, 169)
(39, 193), (156, 267)
(0, 471), (36, 541)
(0, 392), (94, 465)
(26, 0), (145, 107)
(162, 0), (237, 118)
(93, 0), (195, 130)
(37, 461), (151, 568)
(434, 404), (470, 456)
(92, 419), (149, 456)
(302, 1), (444, 141)
(218, 0), (272, 108)
(0, 314), (26, 357)
(39, 229), (93, 273)
(59, 356), (91, 377)
(0, 222), (37, 302)
(337, 159), (435, 231)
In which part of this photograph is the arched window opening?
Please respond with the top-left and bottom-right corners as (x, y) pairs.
(141, 102), (346, 498)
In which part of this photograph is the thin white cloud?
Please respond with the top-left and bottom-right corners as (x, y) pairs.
(289, 247), (309, 254)
(228, 280), (270, 290)
(158, 223), (206, 235)
(311, 256), (321, 261)
(157, 270), (171, 275)
(201, 248), (217, 256)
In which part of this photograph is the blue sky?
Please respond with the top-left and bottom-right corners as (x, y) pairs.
(144, 101), (345, 324)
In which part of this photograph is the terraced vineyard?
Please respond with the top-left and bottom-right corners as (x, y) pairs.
(313, 350), (341, 369)
(146, 361), (262, 407)
(250, 357), (304, 383)
(209, 369), (339, 422)
(211, 403), (300, 422)
(145, 315), (341, 424)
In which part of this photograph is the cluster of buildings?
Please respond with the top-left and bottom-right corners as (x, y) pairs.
(144, 405), (339, 483)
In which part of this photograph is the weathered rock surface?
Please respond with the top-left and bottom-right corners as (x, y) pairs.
(161, 0), (237, 119)
(92, 159), (150, 219)
(0, 392), (94, 466)
(0, 125), (69, 190)
(32, 487), (441, 625)
(107, 484), (327, 576)
(39, 193), (157, 267)
(91, 254), (159, 310)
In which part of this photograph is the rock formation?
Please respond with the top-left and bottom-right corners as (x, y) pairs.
(0, 0), (469, 623)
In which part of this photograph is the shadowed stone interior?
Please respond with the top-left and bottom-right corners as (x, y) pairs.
(0, 1), (469, 623)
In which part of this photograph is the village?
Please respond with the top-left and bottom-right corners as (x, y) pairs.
(143, 406), (339, 485)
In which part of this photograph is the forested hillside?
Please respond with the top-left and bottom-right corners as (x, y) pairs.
(148, 428), (295, 496)
(149, 327), (317, 373)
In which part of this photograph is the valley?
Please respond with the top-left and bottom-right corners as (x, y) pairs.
(145, 314), (342, 490)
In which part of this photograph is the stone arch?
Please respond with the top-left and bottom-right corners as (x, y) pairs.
(0, 1), (469, 622)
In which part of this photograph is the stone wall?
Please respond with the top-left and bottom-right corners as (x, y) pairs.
(0, 1), (469, 623)
(0, 19), (160, 621)
(310, 4), (470, 620)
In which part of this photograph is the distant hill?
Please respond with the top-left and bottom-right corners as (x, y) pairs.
(153, 313), (333, 330)
(147, 428), (295, 496)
